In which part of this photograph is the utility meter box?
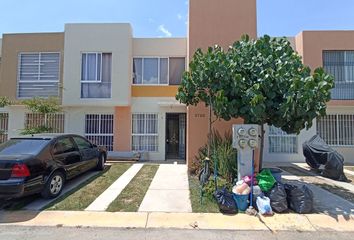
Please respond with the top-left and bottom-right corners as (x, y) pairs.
(232, 125), (259, 150)
(232, 124), (260, 180)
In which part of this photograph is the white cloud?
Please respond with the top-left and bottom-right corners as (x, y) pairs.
(177, 14), (183, 20)
(158, 25), (172, 37)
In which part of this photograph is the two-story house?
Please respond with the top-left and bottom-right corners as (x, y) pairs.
(0, 0), (353, 169)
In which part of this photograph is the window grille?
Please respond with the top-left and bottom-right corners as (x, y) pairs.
(317, 114), (354, 146)
(269, 126), (298, 153)
(85, 114), (114, 151)
(132, 113), (158, 152)
(25, 113), (65, 133)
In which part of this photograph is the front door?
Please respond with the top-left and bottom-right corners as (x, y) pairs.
(166, 113), (186, 160)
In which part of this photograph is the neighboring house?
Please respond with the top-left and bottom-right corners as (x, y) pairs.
(0, 0), (353, 167)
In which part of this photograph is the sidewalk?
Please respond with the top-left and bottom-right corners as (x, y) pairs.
(0, 211), (353, 232)
(138, 164), (192, 212)
(263, 162), (354, 217)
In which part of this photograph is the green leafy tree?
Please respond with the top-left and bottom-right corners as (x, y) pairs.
(0, 96), (11, 136)
(21, 97), (62, 135)
(0, 96), (11, 108)
(177, 35), (334, 167)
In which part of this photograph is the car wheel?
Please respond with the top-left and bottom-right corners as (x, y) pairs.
(96, 154), (105, 171)
(41, 171), (65, 199)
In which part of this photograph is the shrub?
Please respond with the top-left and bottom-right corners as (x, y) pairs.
(195, 130), (237, 183)
(21, 97), (61, 135)
(203, 177), (232, 200)
(0, 96), (11, 108)
(21, 126), (53, 135)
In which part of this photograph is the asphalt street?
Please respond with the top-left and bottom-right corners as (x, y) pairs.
(0, 226), (353, 240)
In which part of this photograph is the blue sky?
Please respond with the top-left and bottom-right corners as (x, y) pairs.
(0, 0), (354, 37)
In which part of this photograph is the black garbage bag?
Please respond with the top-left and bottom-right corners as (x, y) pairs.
(303, 135), (333, 168)
(322, 152), (348, 182)
(214, 187), (238, 214)
(265, 183), (288, 213)
(303, 135), (349, 182)
(284, 184), (313, 214)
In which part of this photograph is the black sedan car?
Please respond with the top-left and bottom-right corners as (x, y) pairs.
(0, 134), (107, 199)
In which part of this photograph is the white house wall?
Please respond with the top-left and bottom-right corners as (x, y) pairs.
(4, 106), (26, 138)
(64, 106), (115, 136)
(62, 23), (133, 107)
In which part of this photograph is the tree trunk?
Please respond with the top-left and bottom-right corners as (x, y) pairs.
(259, 124), (265, 170)
(207, 101), (212, 159)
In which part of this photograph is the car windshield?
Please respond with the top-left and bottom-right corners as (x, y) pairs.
(0, 139), (49, 155)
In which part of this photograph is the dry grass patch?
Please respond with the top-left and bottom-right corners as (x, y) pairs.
(46, 163), (132, 211)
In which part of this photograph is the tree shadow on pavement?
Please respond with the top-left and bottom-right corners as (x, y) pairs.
(0, 210), (41, 223)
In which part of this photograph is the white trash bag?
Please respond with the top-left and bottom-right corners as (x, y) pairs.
(256, 196), (273, 216)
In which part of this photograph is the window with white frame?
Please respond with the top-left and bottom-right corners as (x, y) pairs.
(85, 114), (114, 151)
(18, 52), (60, 98)
(317, 114), (354, 146)
(0, 113), (9, 144)
(132, 113), (158, 152)
(269, 126), (298, 153)
(25, 113), (65, 133)
(81, 53), (112, 99)
(133, 57), (185, 85)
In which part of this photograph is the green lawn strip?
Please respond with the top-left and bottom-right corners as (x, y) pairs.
(189, 175), (219, 213)
(106, 164), (158, 212)
(2, 168), (110, 211)
(46, 163), (132, 211)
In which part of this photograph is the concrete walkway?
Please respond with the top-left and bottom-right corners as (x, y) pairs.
(139, 164), (192, 213)
(86, 164), (144, 211)
(24, 171), (101, 211)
